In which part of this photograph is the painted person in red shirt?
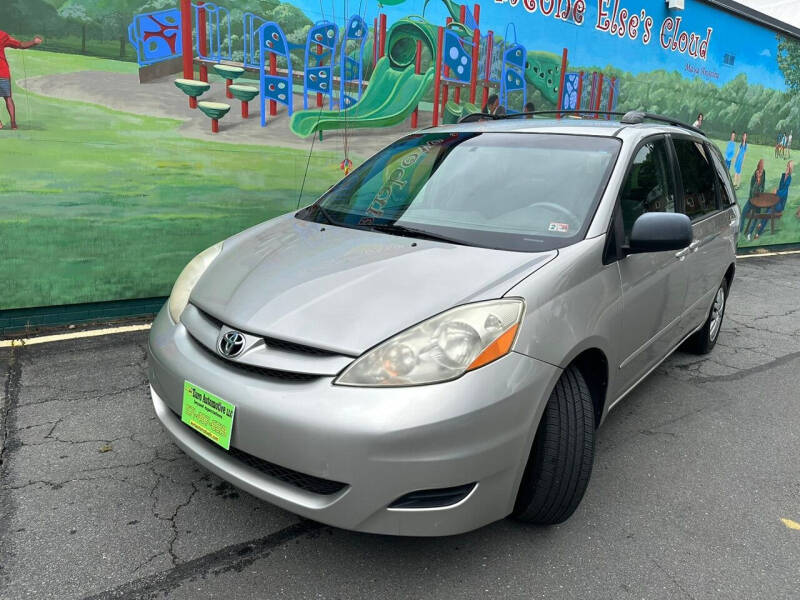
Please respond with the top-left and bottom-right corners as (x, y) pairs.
(0, 31), (42, 130)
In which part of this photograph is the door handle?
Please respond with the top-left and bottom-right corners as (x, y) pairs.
(689, 240), (700, 253)
(675, 247), (690, 259)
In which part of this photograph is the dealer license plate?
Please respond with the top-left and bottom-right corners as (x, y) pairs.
(181, 381), (235, 450)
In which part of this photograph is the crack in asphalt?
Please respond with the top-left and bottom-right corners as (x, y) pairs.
(684, 348), (800, 384)
(0, 344), (22, 594)
(0, 346), (20, 468)
(650, 558), (697, 600)
(16, 381), (148, 408)
(82, 520), (323, 600)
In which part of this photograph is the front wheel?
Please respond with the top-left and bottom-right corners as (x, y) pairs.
(512, 365), (595, 525)
(682, 278), (728, 355)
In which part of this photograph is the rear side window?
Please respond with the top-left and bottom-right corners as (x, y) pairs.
(707, 143), (736, 207)
(619, 138), (676, 243)
(673, 138), (719, 219)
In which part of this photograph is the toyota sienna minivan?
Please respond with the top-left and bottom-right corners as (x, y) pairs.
(148, 112), (738, 536)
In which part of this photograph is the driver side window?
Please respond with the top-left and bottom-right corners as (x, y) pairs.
(620, 138), (676, 243)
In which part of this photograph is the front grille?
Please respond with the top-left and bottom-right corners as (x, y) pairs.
(193, 305), (339, 357)
(191, 333), (321, 382)
(263, 336), (339, 357)
(179, 413), (348, 495)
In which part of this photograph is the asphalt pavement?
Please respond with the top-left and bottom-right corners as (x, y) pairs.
(2, 254), (800, 600)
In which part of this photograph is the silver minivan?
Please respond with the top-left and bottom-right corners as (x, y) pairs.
(148, 112), (738, 536)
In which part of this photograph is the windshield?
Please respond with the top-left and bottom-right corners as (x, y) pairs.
(297, 132), (621, 252)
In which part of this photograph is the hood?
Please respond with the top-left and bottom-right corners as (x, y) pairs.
(190, 214), (556, 356)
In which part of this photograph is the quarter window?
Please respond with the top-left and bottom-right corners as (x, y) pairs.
(619, 138), (676, 243)
(673, 138), (719, 219)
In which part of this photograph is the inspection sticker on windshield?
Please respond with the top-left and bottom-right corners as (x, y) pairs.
(548, 222), (570, 233)
(181, 381), (235, 450)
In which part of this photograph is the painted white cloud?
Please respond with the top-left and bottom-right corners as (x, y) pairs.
(760, 48), (771, 57)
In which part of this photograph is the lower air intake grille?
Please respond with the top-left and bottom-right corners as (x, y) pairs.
(181, 419), (347, 495)
(227, 446), (347, 495)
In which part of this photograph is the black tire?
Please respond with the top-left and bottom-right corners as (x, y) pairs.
(681, 278), (728, 355)
(512, 365), (595, 525)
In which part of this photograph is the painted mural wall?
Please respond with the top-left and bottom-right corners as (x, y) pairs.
(2, 0), (799, 311)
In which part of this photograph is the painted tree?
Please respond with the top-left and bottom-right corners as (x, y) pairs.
(57, 1), (95, 53)
(57, 0), (140, 58)
(777, 35), (800, 94)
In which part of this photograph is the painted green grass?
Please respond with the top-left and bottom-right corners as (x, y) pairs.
(25, 37), (139, 63)
(707, 139), (799, 249)
(0, 51), (344, 310)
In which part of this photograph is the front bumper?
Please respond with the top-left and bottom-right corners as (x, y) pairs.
(147, 306), (561, 536)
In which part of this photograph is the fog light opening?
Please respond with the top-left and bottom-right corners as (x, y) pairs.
(388, 483), (477, 509)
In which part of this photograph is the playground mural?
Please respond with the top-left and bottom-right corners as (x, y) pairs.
(1, 0), (799, 312)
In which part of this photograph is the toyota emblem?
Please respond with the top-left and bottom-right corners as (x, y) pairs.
(218, 330), (246, 358)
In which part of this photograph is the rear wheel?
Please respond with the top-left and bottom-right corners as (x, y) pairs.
(512, 365), (595, 525)
(682, 278), (728, 355)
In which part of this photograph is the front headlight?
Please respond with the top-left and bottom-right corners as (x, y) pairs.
(167, 242), (223, 323)
(335, 299), (524, 387)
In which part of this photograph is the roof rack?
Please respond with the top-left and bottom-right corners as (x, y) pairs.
(618, 111), (705, 135)
(456, 109), (705, 136)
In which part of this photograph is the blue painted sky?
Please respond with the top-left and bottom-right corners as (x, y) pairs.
(291, 0), (788, 90)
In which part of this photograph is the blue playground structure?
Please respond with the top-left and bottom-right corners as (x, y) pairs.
(561, 72), (581, 111)
(303, 21), (339, 110)
(243, 12), (266, 69)
(338, 15), (368, 109)
(440, 27), (474, 88)
(498, 24), (526, 113)
(258, 21), (294, 126)
(192, 2), (232, 63)
(128, 8), (182, 67)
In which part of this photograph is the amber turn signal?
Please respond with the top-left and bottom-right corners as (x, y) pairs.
(467, 324), (519, 371)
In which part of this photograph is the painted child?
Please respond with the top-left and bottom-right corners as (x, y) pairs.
(0, 31), (42, 130)
(733, 132), (748, 188)
(725, 131), (736, 169)
(741, 159), (765, 238)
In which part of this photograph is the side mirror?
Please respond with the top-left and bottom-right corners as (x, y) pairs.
(628, 212), (692, 253)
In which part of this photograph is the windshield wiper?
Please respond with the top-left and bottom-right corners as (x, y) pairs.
(310, 204), (336, 225)
(367, 223), (469, 246)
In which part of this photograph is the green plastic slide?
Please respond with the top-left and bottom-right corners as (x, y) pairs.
(290, 57), (434, 138)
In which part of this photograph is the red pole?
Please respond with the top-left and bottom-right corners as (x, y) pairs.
(373, 18), (378, 65)
(607, 76), (616, 118)
(189, 96), (197, 109)
(442, 17), (451, 115)
(211, 118), (219, 133)
(379, 14), (387, 59)
(180, 0), (193, 84)
(595, 73), (604, 117)
(269, 52), (277, 116)
(241, 101), (249, 118)
(411, 39), (422, 128)
(226, 79), (233, 99)
(316, 43), (323, 107)
(453, 9), (461, 107)
(473, 3), (480, 25)
(482, 30), (493, 110)
(556, 47), (567, 119)
(432, 26), (444, 126)
(576, 70), (584, 111)
(198, 2), (208, 82)
(469, 27), (479, 104)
